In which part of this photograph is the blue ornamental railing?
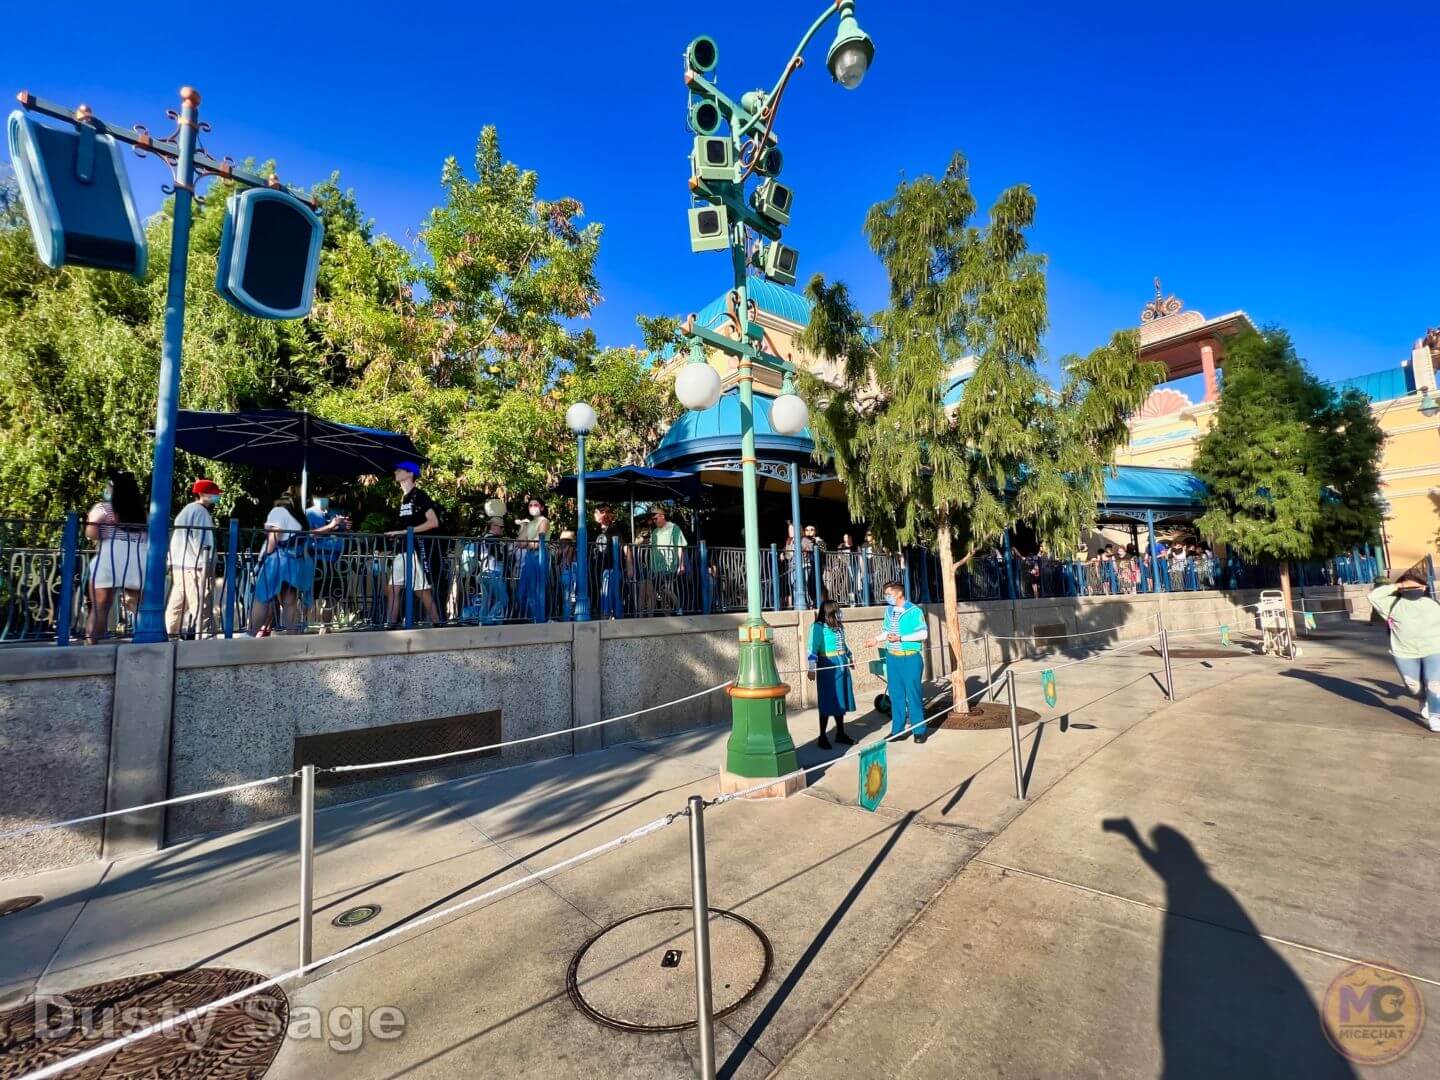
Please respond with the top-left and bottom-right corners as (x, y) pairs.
(0, 515), (1386, 645)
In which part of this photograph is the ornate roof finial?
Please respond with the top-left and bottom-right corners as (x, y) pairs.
(1141, 277), (1184, 323)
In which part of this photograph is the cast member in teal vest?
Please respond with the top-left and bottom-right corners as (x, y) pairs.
(872, 580), (930, 743)
(807, 600), (857, 749)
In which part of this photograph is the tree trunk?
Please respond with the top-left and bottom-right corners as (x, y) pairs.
(936, 515), (971, 716)
(1279, 560), (1295, 633)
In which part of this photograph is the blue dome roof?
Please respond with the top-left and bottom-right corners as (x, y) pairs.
(691, 275), (814, 331)
(649, 387), (815, 470)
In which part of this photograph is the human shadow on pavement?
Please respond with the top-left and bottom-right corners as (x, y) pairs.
(1277, 668), (1423, 725)
(1102, 818), (1357, 1079)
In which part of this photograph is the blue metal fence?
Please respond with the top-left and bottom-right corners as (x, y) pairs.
(0, 515), (1388, 645)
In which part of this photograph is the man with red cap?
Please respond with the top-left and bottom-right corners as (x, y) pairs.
(166, 479), (222, 638)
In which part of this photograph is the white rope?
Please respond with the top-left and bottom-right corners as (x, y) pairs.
(0, 774), (299, 841)
(327, 677), (737, 775)
(981, 617), (1160, 643)
(12, 809), (682, 1080)
(1027, 633), (1162, 673)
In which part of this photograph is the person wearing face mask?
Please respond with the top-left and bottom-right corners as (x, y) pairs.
(305, 489), (350, 630)
(385, 462), (441, 626)
(515, 497), (550, 623)
(165, 479), (222, 639)
(872, 580), (930, 744)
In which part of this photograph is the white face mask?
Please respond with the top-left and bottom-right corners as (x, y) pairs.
(529, 505), (542, 517)
(102, 484), (114, 502)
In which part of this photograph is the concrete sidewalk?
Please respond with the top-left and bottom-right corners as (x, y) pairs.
(2, 623), (1430, 1078)
(777, 625), (1440, 1079)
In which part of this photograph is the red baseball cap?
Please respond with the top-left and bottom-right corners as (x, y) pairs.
(192, 479), (223, 496)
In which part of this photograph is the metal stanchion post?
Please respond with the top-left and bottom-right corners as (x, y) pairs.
(299, 764), (316, 974)
(1007, 670), (1024, 799)
(1160, 628), (1174, 701)
(687, 795), (717, 1080)
(984, 635), (994, 701)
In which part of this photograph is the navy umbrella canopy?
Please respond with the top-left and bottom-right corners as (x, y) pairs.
(173, 409), (424, 502)
(554, 466), (702, 542)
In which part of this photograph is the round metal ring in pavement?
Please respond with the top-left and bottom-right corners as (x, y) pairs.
(567, 906), (772, 1033)
(332, 904), (382, 928)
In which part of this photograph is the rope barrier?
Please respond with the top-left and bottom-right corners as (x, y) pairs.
(0, 774), (299, 841)
(12, 808), (685, 1080)
(326, 676), (737, 775)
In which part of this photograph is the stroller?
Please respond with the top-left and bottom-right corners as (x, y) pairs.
(1257, 590), (1298, 659)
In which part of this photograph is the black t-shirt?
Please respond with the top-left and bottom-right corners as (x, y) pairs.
(396, 487), (439, 531)
(594, 522), (617, 571)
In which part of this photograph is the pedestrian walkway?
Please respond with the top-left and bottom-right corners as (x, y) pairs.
(777, 625), (1440, 1079)
(1, 623), (1430, 1078)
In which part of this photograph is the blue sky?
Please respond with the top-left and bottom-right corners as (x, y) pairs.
(5, 1), (1436, 383)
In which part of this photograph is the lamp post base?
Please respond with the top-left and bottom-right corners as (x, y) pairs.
(724, 633), (798, 778)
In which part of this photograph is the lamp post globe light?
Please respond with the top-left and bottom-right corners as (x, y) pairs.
(676, 1), (874, 789)
(566, 402), (598, 622)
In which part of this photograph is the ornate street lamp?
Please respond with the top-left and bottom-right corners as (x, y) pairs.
(566, 401), (598, 622)
(676, 1), (874, 786)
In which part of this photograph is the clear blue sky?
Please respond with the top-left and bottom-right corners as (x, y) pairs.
(5, 1), (1437, 383)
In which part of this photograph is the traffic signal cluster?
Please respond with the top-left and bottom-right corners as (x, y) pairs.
(683, 36), (798, 288)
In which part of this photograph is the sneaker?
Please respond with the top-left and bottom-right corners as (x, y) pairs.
(1423, 705), (1440, 733)
(816, 735), (832, 750)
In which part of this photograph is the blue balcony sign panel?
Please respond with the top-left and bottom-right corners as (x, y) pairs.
(216, 188), (323, 319)
(6, 109), (147, 276)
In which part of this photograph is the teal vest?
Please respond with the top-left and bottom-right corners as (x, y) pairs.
(883, 603), (925, 655)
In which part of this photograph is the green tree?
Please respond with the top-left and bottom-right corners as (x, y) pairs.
(799, 154), (1159, 715)
(1194, 328), (1384, 615)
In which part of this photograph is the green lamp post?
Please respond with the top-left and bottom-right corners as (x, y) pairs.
(675, 1), (875, 784)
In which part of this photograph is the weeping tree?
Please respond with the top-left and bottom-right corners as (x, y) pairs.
(1194, 328), (1384, 621)
(798, 153), (1160, 716)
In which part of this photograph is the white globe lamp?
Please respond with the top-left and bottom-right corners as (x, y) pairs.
(770, 393), (809, 436)
(676, 363), (723, 412)
(566, 401), (597, 435)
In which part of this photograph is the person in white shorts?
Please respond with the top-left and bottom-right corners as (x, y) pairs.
(385, 461), (441, 626)
(85, 470), (148, 644)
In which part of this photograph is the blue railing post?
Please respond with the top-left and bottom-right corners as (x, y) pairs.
(403, 527), (415, 629)
(769, 544), (781, 611)
(699, 540), (712, 614)
(56, 512), (79, 646)
(863, 551), (874, 606)
(223, 518), (239, 639)
(904, 550), (915, 601)
(812, 545), (824, 610)
(1145, 510), (1162, 594)
(539, 534), (551, 623)
(789, 464), (805, 611)
(611, 536), (624, 618)
(1001, 531), (1014, 600)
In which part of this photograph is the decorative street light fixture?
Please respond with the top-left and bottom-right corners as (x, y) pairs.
(566, 401), (598, 623)
(8, 88), (323, 645)
(675, 1), (874, 786)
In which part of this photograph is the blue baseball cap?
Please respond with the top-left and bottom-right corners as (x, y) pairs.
(394, 461), (422, 477)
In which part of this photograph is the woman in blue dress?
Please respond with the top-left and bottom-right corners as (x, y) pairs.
(807, 599), (857, 749)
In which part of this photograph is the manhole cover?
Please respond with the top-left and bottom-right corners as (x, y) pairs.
(939, 701), (1041, 729)
(332, 904), (381, 928)
(0, 897), (40, 919)
(567, 906), (771, 1032)
(0, 967), (287, 1078)
(1149, 645), (1257, 660)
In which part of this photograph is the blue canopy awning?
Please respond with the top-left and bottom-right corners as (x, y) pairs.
(173, 409), (423, 500)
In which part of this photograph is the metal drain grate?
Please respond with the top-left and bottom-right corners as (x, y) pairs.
(567, 906), (771, 1033)
(295, 710), (501, 787)
(0, 896), (41, 919)
(0, 967), (287, 1077)
(332, 904), (382, 928)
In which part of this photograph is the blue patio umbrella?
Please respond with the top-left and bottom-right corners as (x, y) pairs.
(173, 409), (424, 503)
(554, 465), (702, 542)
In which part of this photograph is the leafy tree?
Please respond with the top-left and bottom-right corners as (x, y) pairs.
(0, 128), (675, 532)
(1194, 328), (1384, 614)
(799, 154), (1160, 715)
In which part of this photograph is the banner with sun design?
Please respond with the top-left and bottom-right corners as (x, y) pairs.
(1041, 669), (1057, 707)
(1219, 624), (1231, 647)
(1303, 611), (1316, 631)
(858, 741), (888, 812)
